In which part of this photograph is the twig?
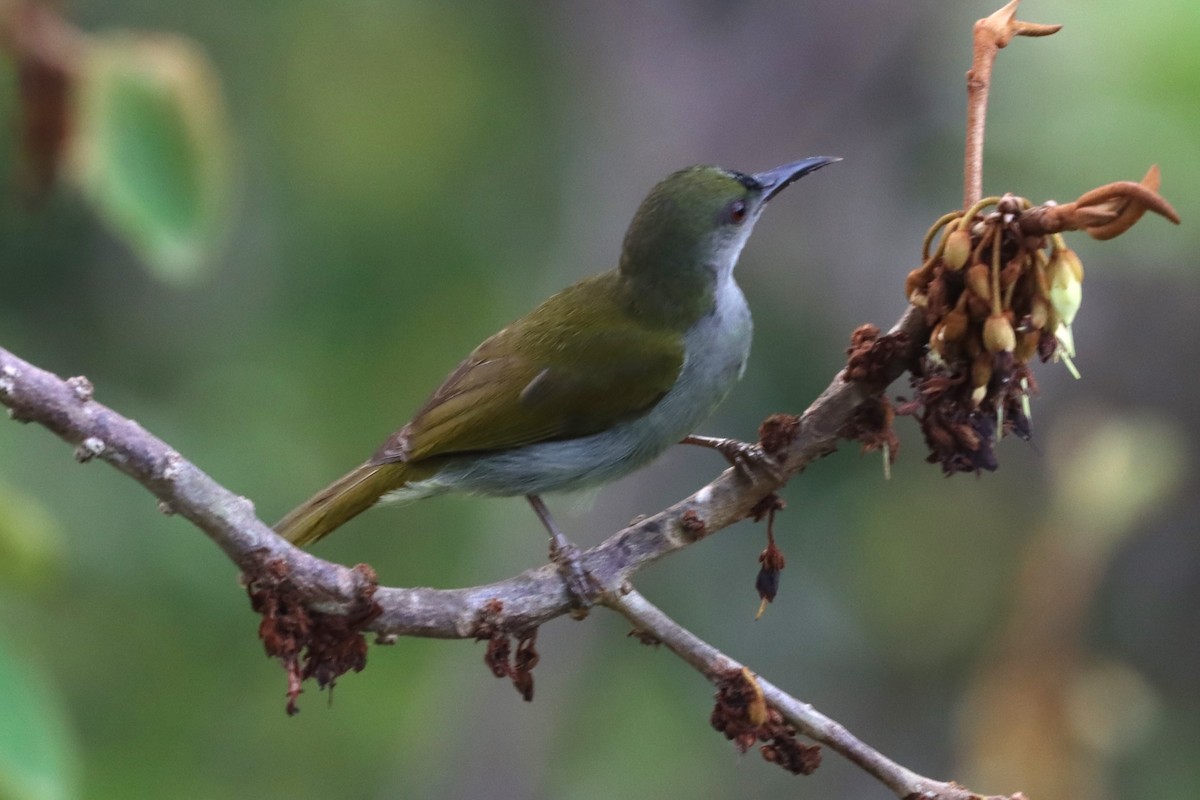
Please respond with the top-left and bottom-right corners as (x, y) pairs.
(607, 588), (1024, 800)
(963, 0), (1061, 208)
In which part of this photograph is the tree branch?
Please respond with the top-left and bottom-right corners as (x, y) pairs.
(607, 588), (1026, 800)
(0, 304), (923, 640)
(1, 306), (953, 793)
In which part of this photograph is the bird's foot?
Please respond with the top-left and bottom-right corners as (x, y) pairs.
(681, 434), (785, 484)
(527, 494), (599, 616)
(548, 539), (600, 617)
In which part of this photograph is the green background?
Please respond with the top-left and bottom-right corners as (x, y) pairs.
(1, 1), (1197, 798)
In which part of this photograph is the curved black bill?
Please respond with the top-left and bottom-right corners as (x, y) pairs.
(754, 156), (841, 201)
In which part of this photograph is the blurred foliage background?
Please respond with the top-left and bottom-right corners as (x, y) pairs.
(0, 1), (1197, 798)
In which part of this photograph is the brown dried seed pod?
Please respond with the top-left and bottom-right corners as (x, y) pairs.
(953, 420), (982, 452)
(966, 291), (991, 322)
(1015, 329), (1040, 363)
(924, 277), (950, 323)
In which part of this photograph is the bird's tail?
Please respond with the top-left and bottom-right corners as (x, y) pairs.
(274, 462), (408, 548)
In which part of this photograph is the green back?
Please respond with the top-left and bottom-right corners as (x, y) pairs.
(373, 271), (684, 463)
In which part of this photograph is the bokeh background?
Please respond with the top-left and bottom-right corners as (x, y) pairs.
(1, 1), (1197, 798)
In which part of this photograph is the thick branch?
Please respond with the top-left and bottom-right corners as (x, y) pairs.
(0, 306), (923, 639)
(0, 347), (374, 609)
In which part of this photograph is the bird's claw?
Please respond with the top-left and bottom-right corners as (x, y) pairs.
(549, 540), (600, 616)
(683, 435), (785, 484)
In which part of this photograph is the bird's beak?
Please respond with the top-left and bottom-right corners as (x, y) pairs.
(755, 156), (841, 201)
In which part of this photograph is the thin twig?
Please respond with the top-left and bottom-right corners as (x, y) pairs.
(963, 0), (1061, 208)
(606, 588), (1023, 800)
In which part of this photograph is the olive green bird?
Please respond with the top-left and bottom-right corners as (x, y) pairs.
(275, 157), (838, 587)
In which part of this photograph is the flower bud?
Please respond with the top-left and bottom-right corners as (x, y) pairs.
(1060, 246), (1084, 282)
(943, 229), (971, 271)
(965, 263), (991, 302)
(970, 384), (988, 408)
(966, 291), (991, 322)
(1000, 257), (1024, 292)
(1029, 294), (1051, 331)
(983, 313), (1016, 354)
(1046, 247), (1084, 326)
(939, 306), (969, 343)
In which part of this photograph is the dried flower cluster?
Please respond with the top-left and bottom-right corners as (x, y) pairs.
(901, 173), (1178, 474)
(710, 667), (822, 775)
(247, 559), (381, 715)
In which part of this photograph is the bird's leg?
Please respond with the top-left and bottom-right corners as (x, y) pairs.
(527, 495), (596, 613)
(680, 434), (785, 483)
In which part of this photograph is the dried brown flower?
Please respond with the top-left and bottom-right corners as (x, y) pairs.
(710, 667), (822, 775)
(900, 176), (1176, 474)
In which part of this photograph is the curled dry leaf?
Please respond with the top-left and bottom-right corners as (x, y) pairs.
(1018, 166), (1181, 239)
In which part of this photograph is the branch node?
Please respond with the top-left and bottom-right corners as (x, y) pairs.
(627, 627), (661, 646)
(74, 435), (105, 462)
(0, 363), (17, 397)
(160, 450), (184, 482)
(65, 374), (94, 402)
(679, 509), (706, 541)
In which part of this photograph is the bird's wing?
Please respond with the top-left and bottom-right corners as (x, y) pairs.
(372, 274), (684, 464)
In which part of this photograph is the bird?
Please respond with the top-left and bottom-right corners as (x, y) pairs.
(275, 156), (838, 600)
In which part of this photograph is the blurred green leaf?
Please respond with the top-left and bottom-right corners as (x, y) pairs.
(0, 632), (79, 800)
(0, 482), (63, 590)
(70, 32), (231, 285)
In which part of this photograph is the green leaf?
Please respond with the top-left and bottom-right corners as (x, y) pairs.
(71, 33), (231, 285)
(0, 632), (79, 800)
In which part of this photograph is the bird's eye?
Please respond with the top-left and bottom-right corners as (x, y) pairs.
(725, 199), (748, 225)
